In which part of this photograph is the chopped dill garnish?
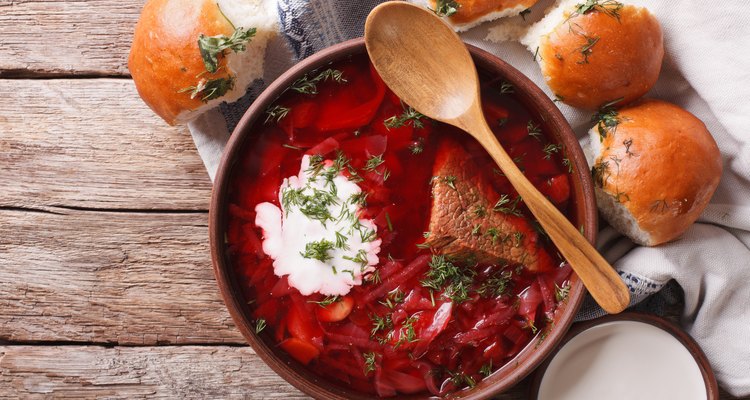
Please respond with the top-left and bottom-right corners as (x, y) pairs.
(449, 372), (477, 389)
(592, 98), (623, 141)
(394, 315), (420, 348)
(485, 227), (501, 244)
(334, 231), (349, 250)
(255, 318), (266, 334)
(291, 68), (346, 95)
(556, 282), (571, 302)
(300, 239), (335, 262)
(198, 27), (256, 73)
(366, 270), (382, 285)
(384, 105), (426, 129)
(477, 270), (513, 298)
(562, 157), (573, 173)
(527, 120), (542, 140)
(423, 231), (431, 239)
(409, 139), (425, 155)
(572, 0), (623, 20)
(385, 212), (393, 231)
(281, 143), (302, 150)
(179, 76), (235, 102)
(499, 81), (515, 94)
(513, 231), (525, 247)
(433, 0), (460, 17)
(577, 34), (600, 64)
(343, 249), (369, 268)
(363, 352), (377, 375)
(309, 295), (341, 307)
(379, 289), (405, 309)
(473, 205), (487, 218)
(493, 194), (523, 216)
(370, 313), (393, 337)
(364, 154), (385, 171)
(264, 105), (290, 124)
(543, 143), (562, 159)
(421, 255), (475, 304)
(442, 175), (457, 190)
(471, 224), (481, 236)
(591, 160), (610, 188)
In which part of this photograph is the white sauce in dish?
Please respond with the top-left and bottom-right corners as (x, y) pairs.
(255, 155), (381, 296)
(538, 320), (707, 400)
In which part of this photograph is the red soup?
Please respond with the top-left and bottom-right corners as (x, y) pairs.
(225, 54), (575, 397)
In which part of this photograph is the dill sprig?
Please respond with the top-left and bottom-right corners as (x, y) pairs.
(555, 282), (571, 302)
(309, 295), (341, 307)
(291, 68), (347, 95)
(421, 255), (475, 304)
(477, 270), (513, 298)
(527, 120), (542, 140)
(255, 318), (266, 334)
(572, 0), (624, 20)
(300, 239), (335, 262)
(433, 0), (460, 17)
(198, 27), (257, 73)
(370, 313), (393, 337)
(264, 105), (290, 124)
(394, 315), (420, 348)
(363, 154), (385, 172)
(493, 194), (523, 216)
(384, 106), (426, 129)
(179, 76), (235, 102)
(363, 352), (377, 375)
(592, 98), (623, 141)
(577, 34), (600, 64)
(543, 143), (562, 160)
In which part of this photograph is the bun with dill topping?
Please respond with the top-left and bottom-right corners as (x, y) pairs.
(128, 0), (278, 125)
(587, 99), (722, 246)
(522, 0), (663, 110)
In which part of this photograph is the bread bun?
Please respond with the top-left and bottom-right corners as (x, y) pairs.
(128, 0), (278, 125)
(523, 0), (663, 110)
(412, 0), (538, 32)
(588, 99), (722, 246)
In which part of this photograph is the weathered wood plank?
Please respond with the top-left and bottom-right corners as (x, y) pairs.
(0, 0), (143, 76)
(0, 345), (307, 399)
(0, 208), (245, 344)
(0, 345), (535, 399)
(0, 78), (212, 210)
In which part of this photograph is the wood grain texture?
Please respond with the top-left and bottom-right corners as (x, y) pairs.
(0, 78), (212, 210)
(0, 345), (306, 399)
(0, 0), (142, 77)
(0, 345), (533, 400)
(0, 208), (245, 345)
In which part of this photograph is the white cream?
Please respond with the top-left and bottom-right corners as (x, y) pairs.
(255, 155), (381, 296)
(539, 320), (707, 400)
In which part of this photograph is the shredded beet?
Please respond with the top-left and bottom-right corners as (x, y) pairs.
(226, 55), (575, 397)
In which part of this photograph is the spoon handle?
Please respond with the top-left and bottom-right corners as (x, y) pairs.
(468, 115), (630, 314)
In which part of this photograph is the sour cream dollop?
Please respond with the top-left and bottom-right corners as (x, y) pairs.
(255, 155), (381, 296)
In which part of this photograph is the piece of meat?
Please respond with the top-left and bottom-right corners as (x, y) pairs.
(425, 139), (553, 273)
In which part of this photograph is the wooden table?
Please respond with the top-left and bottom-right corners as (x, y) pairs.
(0, 1), (740, 399)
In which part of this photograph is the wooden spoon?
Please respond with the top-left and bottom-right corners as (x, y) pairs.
(365, 2), (629, 314)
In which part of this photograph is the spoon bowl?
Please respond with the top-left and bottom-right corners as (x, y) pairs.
(365, 1), (630, 314)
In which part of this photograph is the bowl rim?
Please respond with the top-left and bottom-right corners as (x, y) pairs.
(209, 37), (598, 399)
(528, 312), (720, 400)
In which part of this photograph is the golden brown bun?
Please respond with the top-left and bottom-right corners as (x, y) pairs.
(538, 3), (663, 110)
(425, 0), (539, 31)
(589, 99), (722, 246)
(128, 0), (277, 125)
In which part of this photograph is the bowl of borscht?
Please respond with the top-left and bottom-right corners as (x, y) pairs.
(210, 38), (597, 399)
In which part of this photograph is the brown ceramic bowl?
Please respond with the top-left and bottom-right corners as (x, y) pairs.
(210, 38), (597, 399)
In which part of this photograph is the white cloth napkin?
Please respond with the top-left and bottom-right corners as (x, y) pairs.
(187, 0), (750, 396)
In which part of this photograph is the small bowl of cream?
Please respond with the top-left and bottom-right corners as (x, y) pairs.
(531, 313), (718, 400)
